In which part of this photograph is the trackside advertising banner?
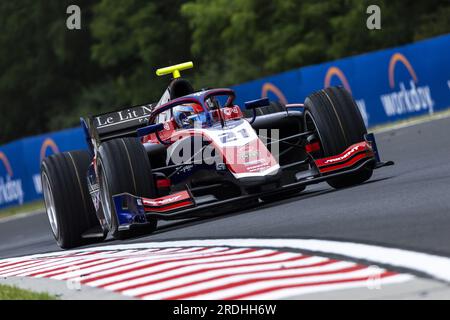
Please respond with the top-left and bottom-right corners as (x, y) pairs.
(0, 34), (449, 209)
(233, 33), (450, 128)
(0, 128), (86, 209)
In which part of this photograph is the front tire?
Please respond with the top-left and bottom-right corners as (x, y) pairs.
(41, 151), (105, 249)
(97, 137), (157, 240)
(304, 86), (373, 189)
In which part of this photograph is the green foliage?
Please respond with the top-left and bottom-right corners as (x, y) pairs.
(90, 0), (192, 105)
(0, 284), (56, 300)
(0, 0), (448, 143)
(0, 200), (44, 220)
(182, 0), (449, 85)
(0, 0), (101, 142)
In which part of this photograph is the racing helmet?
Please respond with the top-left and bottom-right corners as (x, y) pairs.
(173, 103), (205, 129)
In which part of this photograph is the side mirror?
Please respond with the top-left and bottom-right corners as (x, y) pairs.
(137, 123), (164, 137)
(244, 98), (270, 124)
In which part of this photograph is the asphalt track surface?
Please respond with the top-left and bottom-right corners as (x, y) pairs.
(1, 115), (450, 260)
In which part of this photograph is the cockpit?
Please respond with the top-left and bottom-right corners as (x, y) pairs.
(150, 90), (244, 135)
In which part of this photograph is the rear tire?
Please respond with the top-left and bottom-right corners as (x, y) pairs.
(244, 101), (285, 117)
(41, 151), (105, 249)
(97, 137), (157, 240)
(304, 86), (373, 189)
(264, 101), (285, 114)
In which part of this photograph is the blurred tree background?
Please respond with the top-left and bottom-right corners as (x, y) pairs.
(0, 0), (448, 143)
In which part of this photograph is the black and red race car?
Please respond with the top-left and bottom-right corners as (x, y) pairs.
(41, 62), (393, 249)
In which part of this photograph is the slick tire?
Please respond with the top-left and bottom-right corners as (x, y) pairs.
(97, 137), (157, 240)
(304, 86), (373, 189)
(41, 150), (105, 249)
(244, 101), (286, 117)
(264, 101), (286, 114)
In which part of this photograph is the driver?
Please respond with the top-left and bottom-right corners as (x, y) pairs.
(173, 103), (205, 129)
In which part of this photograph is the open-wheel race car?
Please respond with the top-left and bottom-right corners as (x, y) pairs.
(41, 62), (393, 248)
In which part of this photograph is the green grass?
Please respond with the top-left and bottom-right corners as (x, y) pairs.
(0, 284), (56, 300)
(0, 200), (44, 220)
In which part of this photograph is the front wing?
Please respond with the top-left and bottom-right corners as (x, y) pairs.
(112, 134), (393, 228)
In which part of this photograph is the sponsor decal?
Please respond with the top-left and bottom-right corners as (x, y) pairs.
(324, 145), (364, 164)
(246, 160), (272, 172)
(144, 195), (182, 207)
(142, 191), (194, 213)
(324, 67), (369, 127)
(325, 67), (352, 94)
(163, 122), (170, 131)
(215, 163), (226, 171)
(0, 152), (13, 177)
(261, 83), (288, 105)
(0, 151), (24, 206)
(315, 142), (374, 173)
(40, 138), (60, 163)
(143, 191), (191, 207)
(239, 150), (260, 160)
(380, 53), (434, 117)
(223, 106), (241, 117)
(94, 105), (154, 129)
(166, 121), (280, 178)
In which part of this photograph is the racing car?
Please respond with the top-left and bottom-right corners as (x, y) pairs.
(41, 61), (393, 249)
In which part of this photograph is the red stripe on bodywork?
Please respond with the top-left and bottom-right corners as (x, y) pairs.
(315, 142), (374, 173)
(142, 190), (194, 213)
(142, 190), (191, 207)
(144, 200), (193, 213)
(148, 125), (279, 176)
(318, 153), (373, 173)
(305, 142), (321, 153)
(156, 178), (171, 189)
(315, 142), (372, 168)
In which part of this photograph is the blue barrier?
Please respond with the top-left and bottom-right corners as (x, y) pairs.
(1, 34), (449, 209)
(233, 33), (450, 128)
(0, 128), (87, 209)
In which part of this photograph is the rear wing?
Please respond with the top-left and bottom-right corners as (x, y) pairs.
(86, 103), (156, 143)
